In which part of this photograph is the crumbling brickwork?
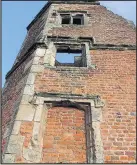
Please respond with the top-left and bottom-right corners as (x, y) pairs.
(2, 1), (136, 164)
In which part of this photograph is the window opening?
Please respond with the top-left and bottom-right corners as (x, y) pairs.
(62, 17), (70, 24)
(61, 15), (71, 24)
(55, 47), (87, 67)
(61, 14), (84, 25)
(73, 17), (82, 25)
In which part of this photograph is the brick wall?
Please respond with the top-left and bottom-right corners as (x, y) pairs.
(42, 107), (86, 163)
(48, 4), (136, 45)
(35, 49), (136, 163)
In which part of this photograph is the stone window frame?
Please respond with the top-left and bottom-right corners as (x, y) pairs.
(53, 9), (89, 26)
(44, 100), (92, 163)
(55, 43), (87, 67)
(32, 93), (104, 163)
(60, 13), (84, 25)
(44, 37), (93, 68)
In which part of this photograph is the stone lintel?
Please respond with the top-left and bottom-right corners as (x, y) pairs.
(33, 92), (104, 108)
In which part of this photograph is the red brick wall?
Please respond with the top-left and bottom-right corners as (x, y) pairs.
(35, 49), (136, 163)
(42, 107), (86, 163)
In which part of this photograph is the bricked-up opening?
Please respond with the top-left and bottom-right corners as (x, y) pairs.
(42, 106), (87, 163)
(55, 46), (87, 67)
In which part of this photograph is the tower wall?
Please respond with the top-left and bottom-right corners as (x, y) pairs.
(2, 1), (136, 163)
(2, 53), (34, 156)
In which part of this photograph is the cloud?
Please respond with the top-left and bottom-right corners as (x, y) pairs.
(100, 1), (136, 25)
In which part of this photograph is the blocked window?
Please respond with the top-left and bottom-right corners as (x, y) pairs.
(55, 47), (87, 67)
(42, 105), (87, 163)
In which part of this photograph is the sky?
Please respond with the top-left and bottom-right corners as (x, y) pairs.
(2, 1), (136, 87)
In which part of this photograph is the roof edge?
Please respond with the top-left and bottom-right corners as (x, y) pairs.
(27, 2), (51, 30)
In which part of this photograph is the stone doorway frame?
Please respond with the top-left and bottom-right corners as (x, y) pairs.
(44, 100), (92, 163)
(3, 92), (104, 163)
(32, 92), (104, 163)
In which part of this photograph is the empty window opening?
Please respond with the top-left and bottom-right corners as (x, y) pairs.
(61, 15), (71, 24)
(73, 17), (82, 25)
(55, 48), (87, 67)
(61, 14), (84, 25)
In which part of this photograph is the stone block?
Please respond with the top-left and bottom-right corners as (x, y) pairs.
(50, 55), (56, 66)
(92, 122), (104, 163)
(34, 105), (43, 122)
(92, 107), (102, 122)
(6, 135), (25, 154)
(21, 94), (33, 105)
(44, 53), (51, 65)
(23, 85), (34, 95)
(44, 42), (56, 66)
(3, 154), (15, 163)
(33, 122), (40, 137)
(90, 100), (95, 107)
(12, 121), (21, 135)
(35, 97), (44, 105)
(30, 65), (44, 73)
(35, 48), (46, 57)
(23, 147), (42, 163)
(33, 57), (40, 65)
(31, 122), (41, 147)
(26, 73), (36, 85)
(16, 105), (35, 121)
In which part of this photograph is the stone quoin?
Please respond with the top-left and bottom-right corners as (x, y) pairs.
(2, 0), (136, 163)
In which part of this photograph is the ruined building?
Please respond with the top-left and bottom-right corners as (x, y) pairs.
(2, 0), (136, 163)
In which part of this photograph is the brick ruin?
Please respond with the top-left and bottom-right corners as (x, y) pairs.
(2, 0), (136, 163)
